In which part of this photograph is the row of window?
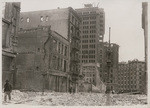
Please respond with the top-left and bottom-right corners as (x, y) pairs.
(89, 39), (96, 43)
(78, 11), (96, 15)
(119, 85), (137, 89)
(82, 40), (88, 43)
(82, 55), (95, 59)
(82, 35), (96, 38)
(82, 16), (96, 20)
(82, 50), (96, 54)
(21, 15), (80, 26)
(82, 44), (95, 49)
(118, 80), (140, 84)
(89, 44), (95, 48)
(82, 39), (96, 43)
(81, 60), (95, 63)
(21, 16), (49, 23)
(82, 21), (97, 25)
(82, 45), (88, 49)
(82, 25), (96, 29)
(82, 30), (88, 34)
(82, 30), (96, 34)
(52, 56), (67, 72)
(52, 39), (68, 56)
(82, 35), (88, 38)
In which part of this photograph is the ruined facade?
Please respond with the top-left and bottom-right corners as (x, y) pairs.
(118, 60), (146, 93)
(16, 26), (70, 92)
(79, 63), (106, 93)
(2, 2), (20, 88)
(19, 7), (81, 92)
(99, 42), (119, 92)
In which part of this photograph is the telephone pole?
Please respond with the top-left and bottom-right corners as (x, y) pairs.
(106, 27), (112, 105)
(142, 2), (148, 94)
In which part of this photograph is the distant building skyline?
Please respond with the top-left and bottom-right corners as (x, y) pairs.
(2, 0), (149, 62)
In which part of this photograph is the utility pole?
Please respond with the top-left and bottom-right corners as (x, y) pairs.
(106, 27), (112, 105)
(142, 2), (148, 94)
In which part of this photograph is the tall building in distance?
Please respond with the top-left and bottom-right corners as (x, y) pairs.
(19, 7), (81, 92)
(76, 4), (105, 64)
(100, 42), (119, 92)
(118, 60), (146, 93)
(2, 2), (21, 87)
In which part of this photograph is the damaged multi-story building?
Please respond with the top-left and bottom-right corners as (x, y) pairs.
(2, 2), (21, 88)
(99, 42), (119, 92)
(16, 26), (70, 92)
(18, 7), (81, 92)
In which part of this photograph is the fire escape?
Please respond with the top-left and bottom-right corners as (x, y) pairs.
(70, 32), (80, 82)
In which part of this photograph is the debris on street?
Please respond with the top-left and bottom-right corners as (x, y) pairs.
(2, 90), (147, 106)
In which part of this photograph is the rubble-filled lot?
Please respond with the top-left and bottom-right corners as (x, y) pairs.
(2, 90), (147, 106)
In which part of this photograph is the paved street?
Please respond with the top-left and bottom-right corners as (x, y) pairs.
(2, 90), (147, 106)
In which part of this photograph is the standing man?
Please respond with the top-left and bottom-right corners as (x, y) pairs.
(69, 84), (72, 94)
(4, 80), (12, 102)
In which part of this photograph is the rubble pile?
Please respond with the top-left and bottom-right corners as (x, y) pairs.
(111, 94), (147, 105)
(2, 90), (147, 106)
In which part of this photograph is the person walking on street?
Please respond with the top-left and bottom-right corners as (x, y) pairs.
(4, 80), (12, 102)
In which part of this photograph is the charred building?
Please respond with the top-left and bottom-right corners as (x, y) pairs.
(2, 2), (21, 88)
(18, 7), (81, 92)
(99, 42), (119, 92)
(16, 26), (70, 92)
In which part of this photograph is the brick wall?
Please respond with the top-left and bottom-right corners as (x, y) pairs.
(16, 26), (69, 92)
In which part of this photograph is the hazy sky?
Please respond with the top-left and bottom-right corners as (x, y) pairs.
(13, 0), (149, 62)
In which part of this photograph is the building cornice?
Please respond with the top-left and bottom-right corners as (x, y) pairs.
(2, 18), (11, 24)
(2, 50), (16, 57)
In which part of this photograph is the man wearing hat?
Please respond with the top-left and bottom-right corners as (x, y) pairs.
(4, 80), (12, 102)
